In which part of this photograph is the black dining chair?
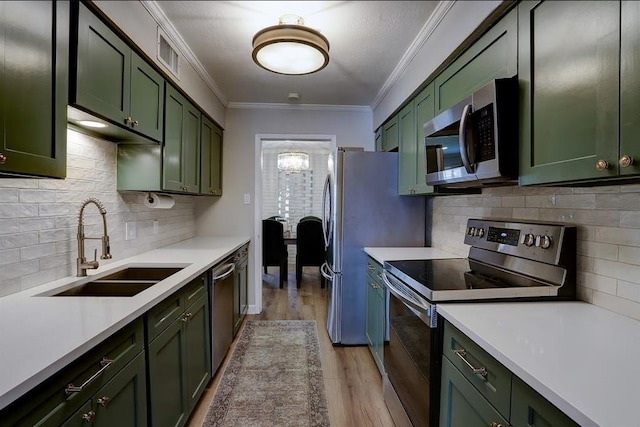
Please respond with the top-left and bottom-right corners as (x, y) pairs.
(295, 216), (325, 288)
(262, 219), (288, 288)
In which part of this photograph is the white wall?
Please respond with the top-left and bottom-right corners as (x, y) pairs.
(373, 0), (503, 128)
(194, 106), (372, 311)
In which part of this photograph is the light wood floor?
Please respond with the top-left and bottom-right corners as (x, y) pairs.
(187, 265), (395, 427)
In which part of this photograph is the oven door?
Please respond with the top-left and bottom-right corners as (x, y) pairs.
(381, 271), (442, 427)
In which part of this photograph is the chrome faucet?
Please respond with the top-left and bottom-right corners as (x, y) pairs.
(77, 198), (112, 276)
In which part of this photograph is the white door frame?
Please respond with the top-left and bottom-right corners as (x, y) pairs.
(252, 134), (336, 314)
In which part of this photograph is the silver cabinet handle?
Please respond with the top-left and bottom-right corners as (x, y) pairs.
(81, 411), (96, 422)
(124, 116), (132, 125)
(0, 153), (6, 164)
(97, 395), (110, 407)
(65, 357), (114, 394)
(595, 159), (610, 171)
(181, 312), (193, 323)
(131, 119), (139, 127)
(453, 348), (487, 380)
(488, 422), (502, 427)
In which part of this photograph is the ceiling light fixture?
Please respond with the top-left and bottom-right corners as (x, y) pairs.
(252, 15), (329, 75)
(277, 151), (310, 173)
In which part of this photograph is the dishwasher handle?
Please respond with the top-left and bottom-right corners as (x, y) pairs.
(212, 263), (235, 281)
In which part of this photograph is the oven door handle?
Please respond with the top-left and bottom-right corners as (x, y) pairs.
(382, 271), (437, 327)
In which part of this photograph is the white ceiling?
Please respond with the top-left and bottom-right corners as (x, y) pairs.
(150, 1), (441, 107)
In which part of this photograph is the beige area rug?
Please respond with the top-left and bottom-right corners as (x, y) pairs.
(203, 320), (330, 427)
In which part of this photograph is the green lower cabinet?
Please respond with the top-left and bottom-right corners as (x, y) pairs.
(183, 294), (211, 411)
(148, 289), (211, 427)
(518, 0), (621, 185)
(60, 401), (93, 427)
(440, 357), (509, 427)
(148, 318), (188, 427)
(233, 245), (249, 337)
(0, 0), (68, 178)
(365, 272), (385, 374)
(511, 377), (578, 427)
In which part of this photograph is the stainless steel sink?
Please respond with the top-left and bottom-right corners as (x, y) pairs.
(51, 267), (184, 297)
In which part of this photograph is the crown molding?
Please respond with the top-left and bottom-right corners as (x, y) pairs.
(227, 102), (372, 113)
(140, 1), (228, 106)
(371, 0), (455, 110)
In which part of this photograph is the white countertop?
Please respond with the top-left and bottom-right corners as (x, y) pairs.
(0, 236), (250, 411)
(363, 246), (461, 265)
(437, 302), (640, 427)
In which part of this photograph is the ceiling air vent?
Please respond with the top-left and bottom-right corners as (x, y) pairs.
(157, 28), (180, 79)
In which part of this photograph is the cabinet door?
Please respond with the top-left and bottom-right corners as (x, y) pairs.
(413, 83), (436, 195)
(200, 116), (223, 196)
(148, 319), (187, 427)
(434, 8), (517, 113)
(183, 294), (211, 412)
(233, 259), (242, 337)
(382, 115), (399, 152)
(374, 127), (383, 152)
(163, 85), (188, 192)
(511, 376), (578, 427)
(440, 357), (509, 427)
(183, 103), (201, 194)
(0, 0), (68, 178)
(239, 257), (248, 318)
(60, 401), (93, 427)
(620, 0), (640, 177)
(130, 53), (164, 142)
(75, 2), (130, 126)
(93, 352), (147, 427)
(518, 0), (620, 185)
(398, 101), (417, 195)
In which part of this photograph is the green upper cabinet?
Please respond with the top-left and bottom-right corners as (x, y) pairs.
(382, 115), (399, 152)
(73, 2), (164, 142)
(374, 127), (383, 152)
(163, 85), (201, 194)
(620, 1), (640, 177)
(0, 0), (68, 178)
(518, 1), (621, 185)
(398, 83), (438, 195)
(434, 7), (517, 114)
(200, 116), (223, 196)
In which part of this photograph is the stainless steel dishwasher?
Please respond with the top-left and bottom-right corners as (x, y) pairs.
(210, 255), (235, 374)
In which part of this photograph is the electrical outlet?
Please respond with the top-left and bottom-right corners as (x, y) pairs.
(243, 193), (251, 205)
(125, 221), (137, 240)
(153, 220), (159, 234)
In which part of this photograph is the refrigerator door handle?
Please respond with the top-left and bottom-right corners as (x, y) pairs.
(321, 262), (334, 281)
(321, 174), (332, 248)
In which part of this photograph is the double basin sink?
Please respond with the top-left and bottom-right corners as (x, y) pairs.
(50, 267), (184, 297)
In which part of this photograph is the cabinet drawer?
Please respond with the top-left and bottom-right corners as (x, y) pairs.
(511, 376), (578, 427)
(443, 322), (512, 419)
(182, 274), (207, 310)
(2, 319), (144, 426)
(146, 290), (183, 342)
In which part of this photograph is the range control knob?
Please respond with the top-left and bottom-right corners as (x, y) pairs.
(476, 227), (485, 238)
(468, 227), (476, 236)
(521, 233), (535, 247)
(539, 235), (553, 249)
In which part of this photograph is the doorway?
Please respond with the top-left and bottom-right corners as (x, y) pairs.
(253, 134), (335, 313)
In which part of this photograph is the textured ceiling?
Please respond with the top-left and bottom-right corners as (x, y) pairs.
(153, 1), (440, 107)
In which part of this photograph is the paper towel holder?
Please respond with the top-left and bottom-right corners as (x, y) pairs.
(144, 192), (175, 209)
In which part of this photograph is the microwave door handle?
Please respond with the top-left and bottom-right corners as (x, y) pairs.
(458, 104), (475, 174)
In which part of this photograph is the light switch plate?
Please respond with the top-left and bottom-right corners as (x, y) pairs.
(125, 221), (137, 240)
(243, 194), (251, 205)
(153, 220), (159, 234)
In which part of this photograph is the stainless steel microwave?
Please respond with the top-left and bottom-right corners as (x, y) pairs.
(424, 77), (518, 187)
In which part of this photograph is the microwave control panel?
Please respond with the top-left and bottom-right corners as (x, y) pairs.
(472, 104), (495, 161)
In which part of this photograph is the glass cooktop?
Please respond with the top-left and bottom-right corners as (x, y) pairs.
(384, 258), (554, 302)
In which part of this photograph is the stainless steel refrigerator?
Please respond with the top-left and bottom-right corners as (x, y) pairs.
(320, 147), (425, 345)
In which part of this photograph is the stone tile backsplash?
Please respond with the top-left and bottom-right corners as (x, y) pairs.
(0, 129), (195, 297)
(428, 185), (640, 321)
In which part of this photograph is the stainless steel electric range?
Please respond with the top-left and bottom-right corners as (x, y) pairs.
(381, 218), (577, 427)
